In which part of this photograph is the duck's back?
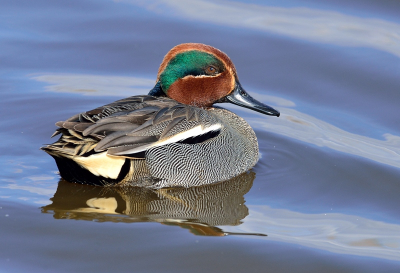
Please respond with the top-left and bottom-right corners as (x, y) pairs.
(42, 96), (259, 188)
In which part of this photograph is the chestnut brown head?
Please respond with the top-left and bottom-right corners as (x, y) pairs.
(149, 43), (280, 117)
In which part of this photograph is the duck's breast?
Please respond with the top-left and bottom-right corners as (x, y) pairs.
(146, 107), (259, 187)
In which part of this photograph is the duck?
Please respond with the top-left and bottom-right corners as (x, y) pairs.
(42, 43), (280, 188)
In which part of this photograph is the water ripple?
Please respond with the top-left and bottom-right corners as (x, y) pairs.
(122, 0), (400, 58)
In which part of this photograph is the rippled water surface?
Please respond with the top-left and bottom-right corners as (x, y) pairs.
(1, 0), (400, 272)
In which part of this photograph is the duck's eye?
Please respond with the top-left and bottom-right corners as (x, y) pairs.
(205, 65), (219, 75)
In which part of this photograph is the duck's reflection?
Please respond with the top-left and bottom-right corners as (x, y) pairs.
(42, 171), (265, 236)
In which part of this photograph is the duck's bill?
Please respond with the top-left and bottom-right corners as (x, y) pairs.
(218, 82), (280, 117)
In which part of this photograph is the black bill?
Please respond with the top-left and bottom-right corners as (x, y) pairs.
(217, 82), (280, 117)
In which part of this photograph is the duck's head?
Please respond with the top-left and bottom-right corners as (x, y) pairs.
(148, 43), (280, 117)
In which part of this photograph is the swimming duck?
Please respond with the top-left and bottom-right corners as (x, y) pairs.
(42, 43), (280, 188)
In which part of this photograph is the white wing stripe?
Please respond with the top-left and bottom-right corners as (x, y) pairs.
(112, 124), (222, 155)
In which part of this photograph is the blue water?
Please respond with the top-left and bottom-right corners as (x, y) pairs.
(1, 0), (400, 272)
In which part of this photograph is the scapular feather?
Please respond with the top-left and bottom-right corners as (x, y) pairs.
(96, 134), (158, 152)
(85, 122), (139, 136)
(160, 116), (186, 139)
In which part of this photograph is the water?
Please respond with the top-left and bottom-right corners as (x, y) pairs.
(1, 0), (400, 272)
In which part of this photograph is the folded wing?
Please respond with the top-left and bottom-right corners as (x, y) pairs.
(44, 95), (222, 159)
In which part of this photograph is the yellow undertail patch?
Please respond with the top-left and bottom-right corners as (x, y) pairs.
(72, 152), (125, 179)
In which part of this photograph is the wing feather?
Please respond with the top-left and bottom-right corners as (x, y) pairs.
(44, 95), (222, 159)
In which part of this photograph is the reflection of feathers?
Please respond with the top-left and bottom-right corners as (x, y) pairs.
(42, 95), (259, 187)
(128, 171), (254, 227)
(42, 171), (255, 233)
